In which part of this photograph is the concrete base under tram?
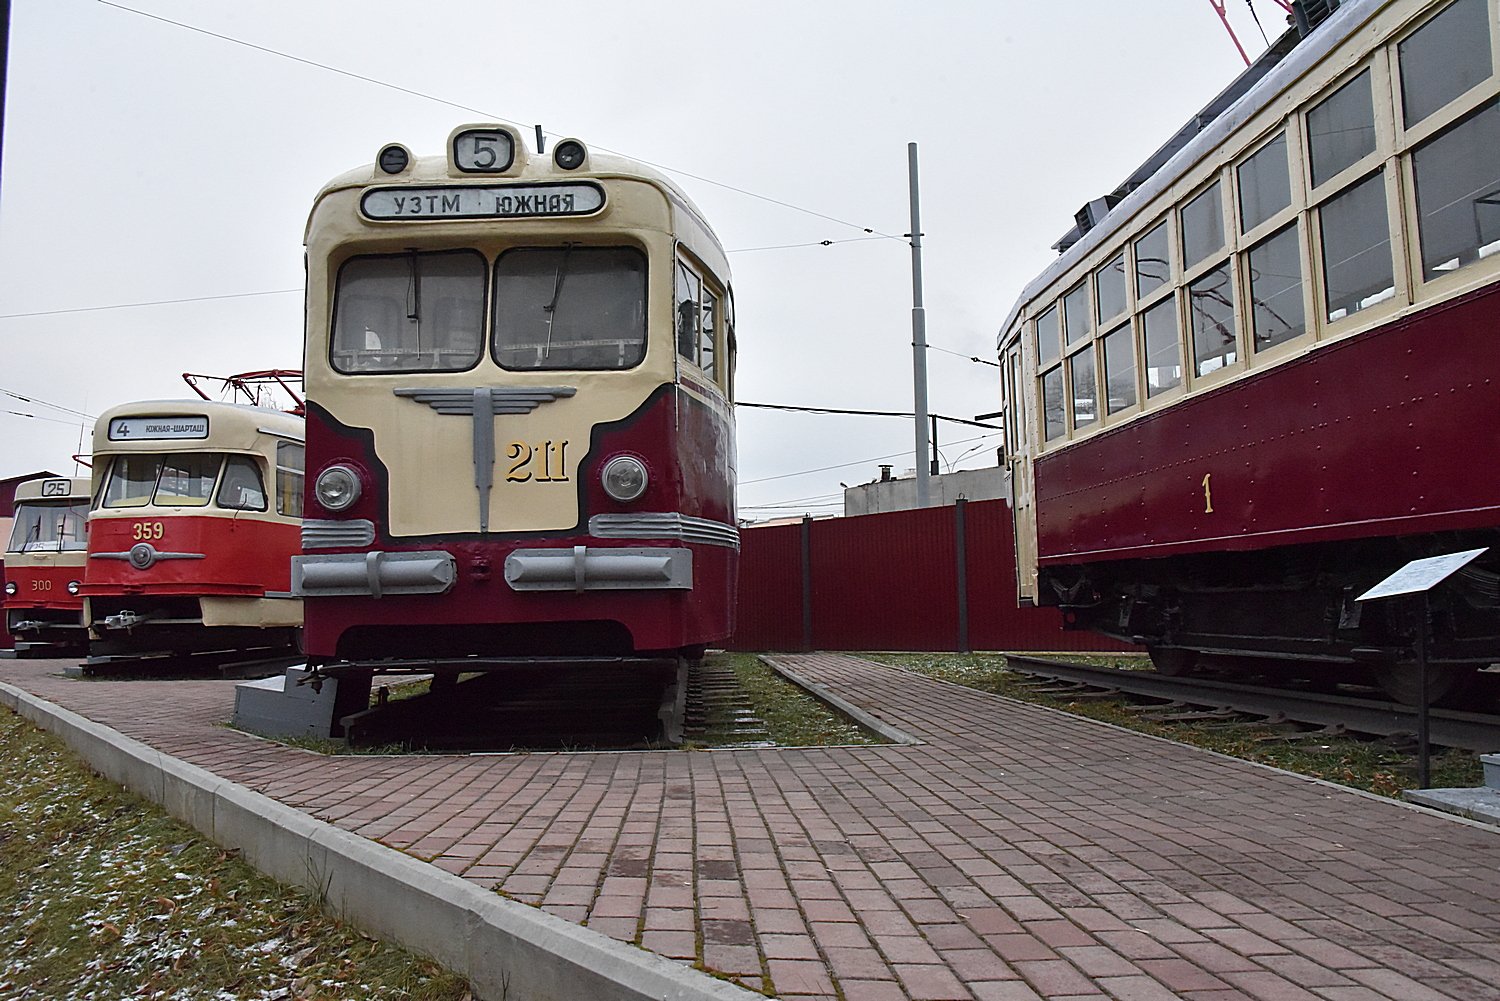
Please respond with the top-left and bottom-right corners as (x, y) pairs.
(236, 657), (689, 750)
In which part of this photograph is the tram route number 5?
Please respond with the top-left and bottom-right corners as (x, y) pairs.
(506, 440), (570, 483)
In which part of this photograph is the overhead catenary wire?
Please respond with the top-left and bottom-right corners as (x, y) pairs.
(93, 0), (904, 243)
(738, 430), (1004, 486)
(738, 401), (999, 430)
(0, 288), (302, 320)
(0, 389), (95, 422)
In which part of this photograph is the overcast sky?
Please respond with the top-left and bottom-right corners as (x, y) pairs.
(0, 0), (1284, 518)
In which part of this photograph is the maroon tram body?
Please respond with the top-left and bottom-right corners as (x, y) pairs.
(999, 0), (1500, 700)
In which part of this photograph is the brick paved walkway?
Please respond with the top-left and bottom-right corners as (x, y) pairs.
(3, 653), (1498, 1001)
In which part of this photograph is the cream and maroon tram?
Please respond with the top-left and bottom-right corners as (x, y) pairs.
(293, 125), (738, 677)
(999, 0), (1500, 702)
(4, 476), (90, 653)
(84, 401), (304, 657)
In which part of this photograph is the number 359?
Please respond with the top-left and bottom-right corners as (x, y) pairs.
(132, 522), (164, 541)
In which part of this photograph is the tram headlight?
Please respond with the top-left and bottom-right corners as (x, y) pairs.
(554, 139), (588, 171)
(315, 464), (363, 513)
(67, 581), (81, 596)
(600, 455), (648, 503)
(3, 582), (15, 596)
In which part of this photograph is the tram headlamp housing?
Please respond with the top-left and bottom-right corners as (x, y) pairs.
(600, 455), (648, 503)
(315, 465), (363, 513)
(67, 581), (81, 596)
(554, 139), (588, 171)
(3, 582), (15, 596)
(377, 144), (411, 175)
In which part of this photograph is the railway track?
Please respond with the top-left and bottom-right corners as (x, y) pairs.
(1004, 655), (1500, 752)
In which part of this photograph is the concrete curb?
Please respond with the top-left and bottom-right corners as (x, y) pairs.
(762, 655), (922, 745)
(0, 682), (768, 1001)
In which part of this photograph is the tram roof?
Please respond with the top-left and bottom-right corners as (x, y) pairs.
(997, 0), (1382, 345)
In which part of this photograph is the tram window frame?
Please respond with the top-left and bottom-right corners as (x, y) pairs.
(1095, 251), (1128, 326)
(276, 442), (305, 518)
(329, 249), (488, 376)
(1101, 322), (1138, 417)
(1180, 179), (1227, 276)
(493, 246), (649, 372)
(1134, 218), (1174, 304)
(1140, 293), (1184, 400)
(1187, 260), (1239, 378)
(1245, 220), (1309, 354)
(1307, 67), (1379, 191)
(1062, 280), (1091, 347)
(675, 259), (701, 365)
(1035, 303), (1061, 369)
(1397, 0), (1494, 132)
(216, 455), (268, 513)
(699, 288), (718, 382)
(1237, 130), (1294, 236)
(1067, 343), (1098, 431)
(1317, 168), (1398, 325)
(1040, 365), (1066, 443)
(1411, 98), (1500, 283)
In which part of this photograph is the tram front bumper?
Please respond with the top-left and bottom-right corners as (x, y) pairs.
(504, 547), (692, 592)
(291, 551), (457, 598)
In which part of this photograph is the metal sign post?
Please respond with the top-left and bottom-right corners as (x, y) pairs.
(1356, 548), (1488, 788)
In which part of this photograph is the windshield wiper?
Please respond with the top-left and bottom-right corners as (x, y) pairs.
(541, 243), (576, 360)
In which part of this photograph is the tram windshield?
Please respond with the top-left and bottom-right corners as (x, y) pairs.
(492, 247), (646, 370)
(331, 250), (486, 374)
(100, 452), (261, 510)
(6, 501), (88, 553)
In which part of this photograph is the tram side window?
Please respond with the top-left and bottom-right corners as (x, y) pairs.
(1141, 296), (1182, 397)
(217, 456), (267, 512)
(102, 455), (161, 509)
(699, 289), (718, 381)
(1181, 182), (1225, 270)
(1248, 223), (1306, 350)
(1102, 324), (1136, 415)
(1035, 304), (1060, 367)
(1308, 70), (1376, 187)
(276, 442), (305, 518)
(675, 261), (701, 364)
(1063, 281), (1090, 346)
(1237, 133), (1290, 233)
(1040, 366), (1065, 442)
(1135, 221), (1171, 300)
(1095, 252), (1127, 324)
(1413, 101), (1500, 279)
(1399, 0), (1493, 128)
(1068, 346), (1097, 430)
(1320, 170), (1394, 321)
(494, 247), (647, 371)
(331, 250), (486, 374)
(1188, 263), (1237, 376)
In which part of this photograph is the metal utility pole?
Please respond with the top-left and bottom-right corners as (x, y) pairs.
(908, 142), (931, 507)
(1, 0), (11, 207)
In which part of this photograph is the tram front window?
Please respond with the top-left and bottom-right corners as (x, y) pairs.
(102, 453), (223, 508)
(331, 250), (486, 373)
(493, 247), (646, 370)
(7, 502), (88, 553)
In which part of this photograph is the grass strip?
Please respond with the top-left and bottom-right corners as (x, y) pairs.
(0, 705), (471, 1000)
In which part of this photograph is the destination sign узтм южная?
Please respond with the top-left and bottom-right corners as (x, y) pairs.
(107, 416), (210, 441)
(361, 183), (605, 220)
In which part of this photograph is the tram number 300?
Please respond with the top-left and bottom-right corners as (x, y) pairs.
(506, 440), (570, 483)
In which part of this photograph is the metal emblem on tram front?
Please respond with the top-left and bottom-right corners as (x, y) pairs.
(393, 387), (577, 532)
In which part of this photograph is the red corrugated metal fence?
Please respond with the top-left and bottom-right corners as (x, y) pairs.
(728, 497), (1132, 653)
